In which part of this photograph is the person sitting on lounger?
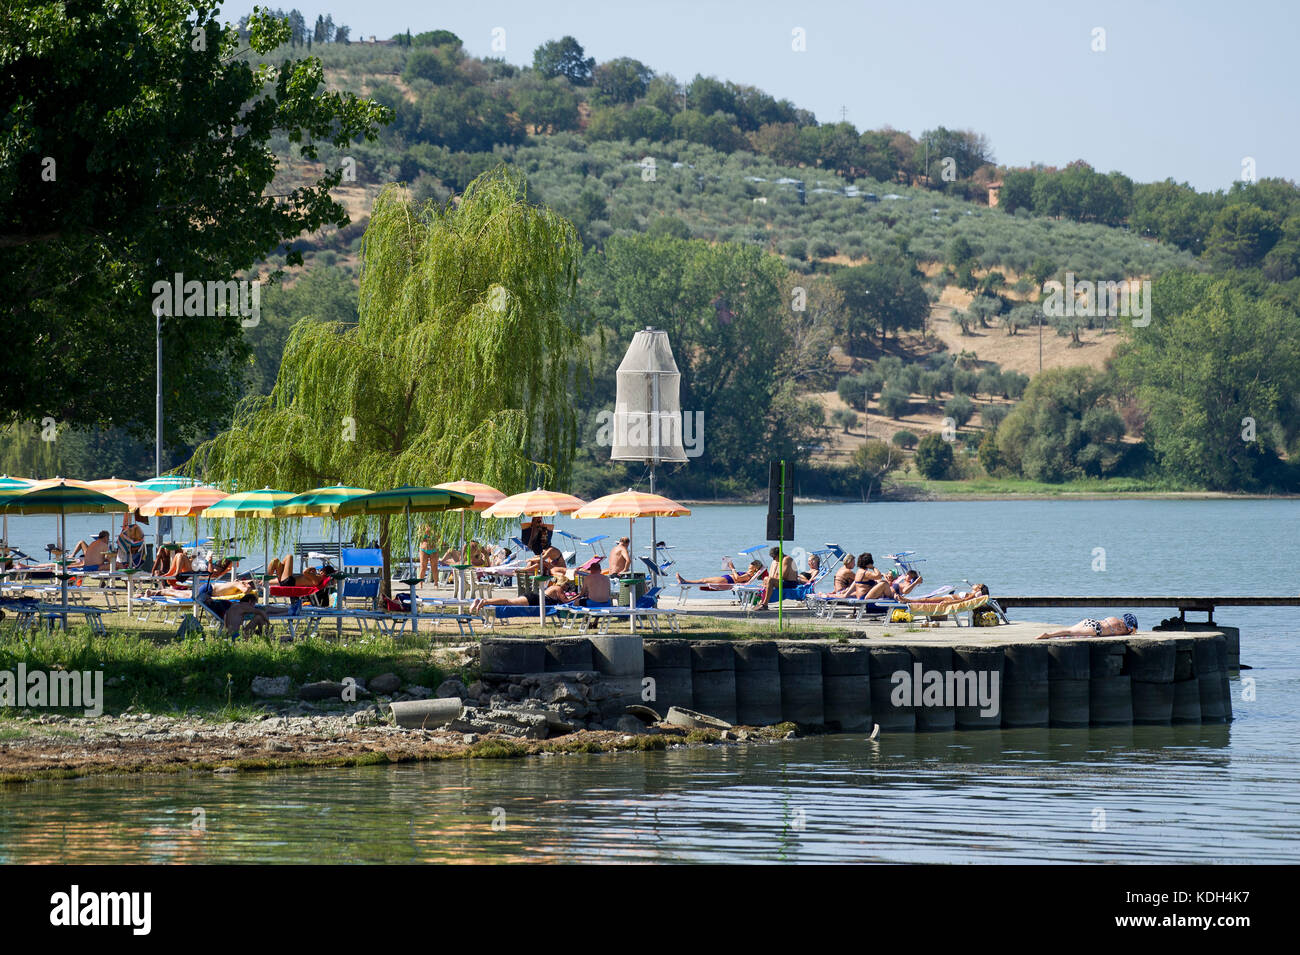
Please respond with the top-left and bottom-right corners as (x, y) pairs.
(855, 569), (926, 601)
(116, 515), (146, 569)
(222, 592), (271, 637)
(574, 557), (612, 606)
(151, 545), (192, 582)
(800, 553), (821, 584)
(522, 543), (565, 577)
(267, 554), (328, 588)
(676, 559), (764, 590)
(830, 554), (857, 594)
(756, 547), (800, 610)
(66, 531), (112, 571)
(1038, 613), (1137, 640)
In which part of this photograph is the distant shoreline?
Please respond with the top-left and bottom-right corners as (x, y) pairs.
(675, 490), (1299, 505)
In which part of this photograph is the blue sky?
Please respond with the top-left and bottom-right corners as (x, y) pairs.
(236, 0), (1300, 191)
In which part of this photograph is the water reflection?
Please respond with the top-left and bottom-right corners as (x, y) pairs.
(3, 722), (1292, 864)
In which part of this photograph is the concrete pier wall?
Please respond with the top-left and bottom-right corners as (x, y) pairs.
(479, 631), (1235, 733)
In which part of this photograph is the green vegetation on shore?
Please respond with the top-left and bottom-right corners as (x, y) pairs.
(0, 627), (447, 716)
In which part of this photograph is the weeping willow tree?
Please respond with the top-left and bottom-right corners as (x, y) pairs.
(190, 166), (587, 587)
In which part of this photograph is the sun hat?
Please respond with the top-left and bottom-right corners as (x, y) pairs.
(1123, 612), (1139, 631)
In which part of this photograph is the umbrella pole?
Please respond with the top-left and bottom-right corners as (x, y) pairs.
(263, 523), (270, 604)
(629, 517), (636, 634)
(407, 502), (417, 635)
(336, 515), (343, 640)
(60, 511), (68, 630)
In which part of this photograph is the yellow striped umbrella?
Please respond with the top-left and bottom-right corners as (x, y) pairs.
(573, 490), (690, 629)
(138, 485), (229, 517)
(434, 480), (506, 562)
(87, 478), (136, 491)
(483, 489), (587, 627)
(482, 488), (586, 518)
(433, 480), (505, 511)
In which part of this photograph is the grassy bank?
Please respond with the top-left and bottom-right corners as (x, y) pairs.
(0, 626), (450, 717)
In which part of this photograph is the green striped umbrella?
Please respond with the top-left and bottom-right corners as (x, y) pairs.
(0, 480), (128, 626)
(202, 489), (297, 598)
(336, 486), (476, 633)
(134, 475), (200, 492)
(0, 476), (33, 565)
(275, 485), (374, 637)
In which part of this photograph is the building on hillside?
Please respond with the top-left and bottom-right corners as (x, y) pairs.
(987, 181), (1003, 208)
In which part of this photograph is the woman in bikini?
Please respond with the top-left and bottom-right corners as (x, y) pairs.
(676, 559), (764, 590)
(1038, 613), (1138, 640)
(266, 554), (328, 588)
(828, 554), (857, 595)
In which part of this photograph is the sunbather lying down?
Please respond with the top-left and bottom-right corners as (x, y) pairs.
(677, 559), (764, 590)
(469, 572), (571, 612)
(1038, 614), (1138, 640)
(267, 555), (329, 588)
(902, 582), (988, 608)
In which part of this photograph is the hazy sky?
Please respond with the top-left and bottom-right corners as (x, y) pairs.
(237, 0), (1300, 191)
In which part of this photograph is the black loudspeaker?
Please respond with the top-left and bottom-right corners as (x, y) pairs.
(766, 461), (794, 540)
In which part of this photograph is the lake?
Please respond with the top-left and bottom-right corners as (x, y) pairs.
(2, 499), (1297, 863)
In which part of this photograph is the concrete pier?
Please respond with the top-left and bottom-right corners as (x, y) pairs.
(477, 622), (1237, 733)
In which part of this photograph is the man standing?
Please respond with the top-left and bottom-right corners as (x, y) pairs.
(608, 537), (631, 577)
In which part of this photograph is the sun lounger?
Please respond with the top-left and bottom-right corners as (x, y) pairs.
(900, 593), (1008, 627)
(564, 605), (681, 634)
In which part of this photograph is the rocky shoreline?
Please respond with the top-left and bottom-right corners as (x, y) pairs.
(0, 668), (794, 783)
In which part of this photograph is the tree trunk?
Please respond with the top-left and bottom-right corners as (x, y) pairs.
(378, 521), (392, 600)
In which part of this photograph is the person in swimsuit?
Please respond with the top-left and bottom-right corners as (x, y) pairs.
(116, 516), (146, 569)
(67, 531), (112, 571)
(469, 572), (570, 612)
(608, 537), (631, 577)
(574, 558), (612, 606)
(756, 547), (800, 610)
(676, 559), (764, 590)
(799, 553), (821, 584)
(266, 554), (328, 588)
(1037, 613), (1138, 640)
(829, 554), (857, 594)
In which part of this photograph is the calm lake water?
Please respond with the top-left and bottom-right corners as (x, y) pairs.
(2, 499), (1298, 863)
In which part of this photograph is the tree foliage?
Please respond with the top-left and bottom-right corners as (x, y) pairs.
(1114, 272), (1300, 489)
(190, 166), (588, 565)
(0, 1), (389, 444)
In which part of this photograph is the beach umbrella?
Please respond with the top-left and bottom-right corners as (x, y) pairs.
(434, 479), (505, 566)
(573, 490), (690, 631)
(134, 475), (200, 492)
(202, 489), (297, 601)
(140, 486), (231, 612)
(483, 489), (587, 626)
(87, 478), (136, 491)
(0, 476), (33, 567)
(106, 486), (161, 511)
(336, 485), (476, 633)
(0, 480), (127, 628)
(275, 485), (374, 637)
(138, 485), (229, 517)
